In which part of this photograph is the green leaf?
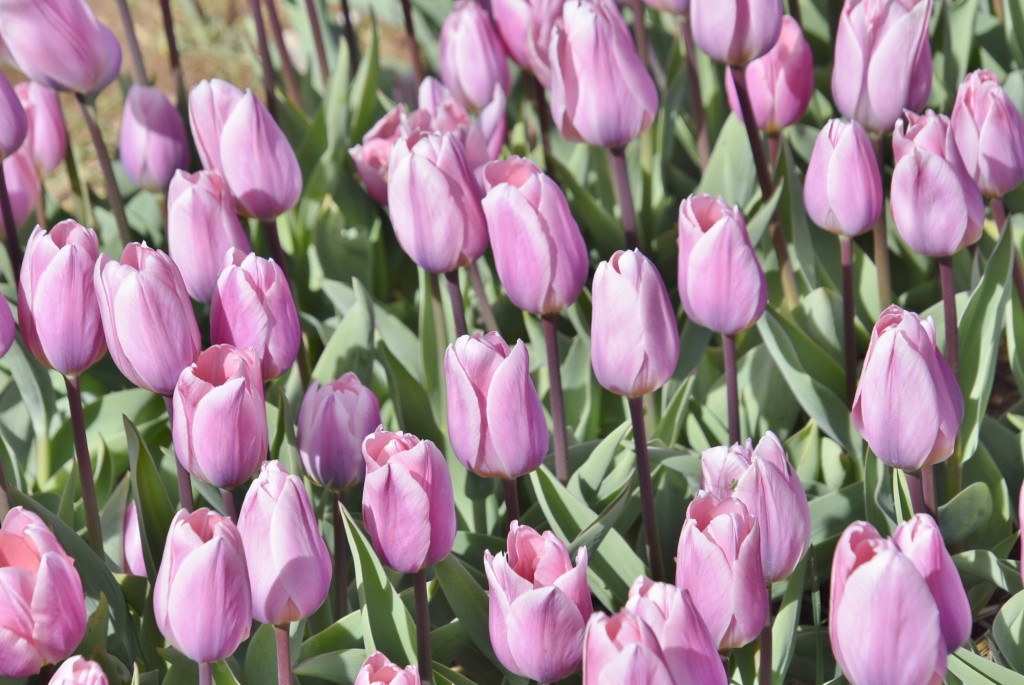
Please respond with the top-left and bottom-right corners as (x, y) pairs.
(243, 624), (280, 685)
(993, 590), (1024, 673)
(696, 115), (756, 206)
(771, 555), (807, 685)
(947, 647), (1024, 684)
(312, 278), (376, 385)
(433, 555), (502, 671)
(299, 612), (365, 660)
(292, 648), (367, 681)
(126, 417), (175, 581)
(377, 338), (443, 445)
(953, 549), (1024, 595)
(349, 17), (380, 141)
(937, 482), (993, 545)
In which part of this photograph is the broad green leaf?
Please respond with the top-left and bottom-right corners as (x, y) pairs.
(433, 555), (502, 670)
(947, 647), (1024, 684)
(993, 590), (1024, 673)
(299, 611), (365, 660)
(349, 17), (380, 141)
(696, 115), (756, 206)
(126, 417), (175, 581)
(937, 482), (993, 545)
(772, 555), (807, 685)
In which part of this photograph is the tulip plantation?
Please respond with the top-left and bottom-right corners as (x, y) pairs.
(4, 0), (1024, 683)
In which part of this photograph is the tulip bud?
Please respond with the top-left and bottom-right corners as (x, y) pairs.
(892, 110), (985, 257)
(481, 157), (588, 314)
(690, 0), (782, 65)
(549, 0), (658, 147)
(491, 0), (533, 67)
(238, 461), (332, 624)
(49, 656), (108, 685)
(415, 79), (507, 182)
(387, 132), (488, 273)
(677, 195), (767, 335)
(0, 507), (87, 676)
(804, 118), (883, 237)
(119, 85), (191, 192)
(524, 0), (563, 86)
(0, 0), (121, 96)
(14, 82), (66, 175)
(724, 17), (813, 134)
(154, 508), (252, 663)
(951, 69), (1024, 197)
(484, 522), (592, 681)
(417, 77), (471, 133)
(167, 170), (253, 303)
(123, 500), (147, 577)
(172, 344), (268, 489)
(220, 90), (303, 220)
(19, 221), (106, 376)
(701, 432), (810, 582)
(582, 610), (676, 684)
(675, 493), (768, 649)
(832, 0), (933, 133)
(355, 652), (421, 685)
(210, 248), (301, 381)
(349, 106), (408, 205)
(440, 1), (511, 111)
(625, 578), (727, 685)
(361, 429), (457, 574)
(298, 373), (382, 490)
(94, 242), (201, 395)
(188, 79), (245, 174)
(0, 72), (27, 159)
(852, 306), (963, 471)
(591, 249), (679, 397)
(0, 150), (39, 236)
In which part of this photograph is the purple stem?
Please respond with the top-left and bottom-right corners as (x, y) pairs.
(608, 146), (638, 250)
(275, 624), (292, 685)
(841, 236), (856, 404)
(414, 569), (433, 684)
(542, 314), (570, 483)
(164, 396), (194, 511)
(65, 376), (103, 555)
(333, 490), (349, 616)
(723, 334), (740, 444)
(628, 396), (664, 582)
(445, 270), (468, 338)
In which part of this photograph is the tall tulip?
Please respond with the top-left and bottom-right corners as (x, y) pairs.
(804, 119), (883, 237)
(119, 85), (191, 192)
(690, 0), (782, 65)
(14, 82), (66, 175)
(951, 69), (1024, 198)
(0, 150), (38, 235)
(0, 72), (27, 159)
(188, 79), (245, 174)
(439, 1), (510, 111)
(349, 106), (409, 205)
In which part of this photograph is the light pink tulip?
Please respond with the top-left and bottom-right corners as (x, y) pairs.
(0, 71), (26, 158)
(0, 507), (87, 677)
(123, 501), (147, 577)
(0, 149), (38, 235)
(951, 69), (1024, 197)
(582, 610), (675, 685)
(490, 0), (563, 79)
(14, 82), (66, 175)
(188, 79), (245, 174)
(439, 1), (510, 111)
(677, 194), (767, 335)
(349, 106), (408, 205)
(491, 0), (533, 66)
(416, 79), (507, 181)
(153, 508), (252, 663)
(355, 652), (420, 685)
(119, 85), (191, 192)
(94, 242), (201, 395)
(803, 118), (883, 237)
(49, 656), (108, 685)
(690, 0), (782, 65)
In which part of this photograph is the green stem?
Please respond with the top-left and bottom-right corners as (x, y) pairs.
(263, 0), (303, 111)
(75, 94), (131, 245)
(65, 376), (103, 555)
(871, 136), (892, 309)
(680, 14), (709, 168)
(303, 0), (333, 83)
(468, 261), (499, 333)
(759, 606), (773, 685)
(249, 0), (278, 118)
(542, 314), (570, 483)
(221, 488), (238, 522)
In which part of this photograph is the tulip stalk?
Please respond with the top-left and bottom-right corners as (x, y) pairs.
(680, 15), (710, 168)
(199, 662), (213, 685)
(0, 164), (24, 279)
(114, 0), (148, 85)
(158, 0), (184, 95)
(542, 315), (570, 483)
(400, 0), (426, 83)
(502, 479), (519, 530)
(164, 397), (195, 511)
(414, 569), (434, 684)
(222, 489), (238, 523)
(759, 614), (773, 685)
(938, 256), (958, 377)
(64, 377), (103, 555)
(75, 95), (131, 245)
(723, 334), (740, 444)
(34, 189), (47, 231)
(531, 76), (555, 175)
(608, 147), (639, 250)
(628, 397), (664, 581)
(871, 136), (892, 308)
(445, 270), (469, 338)
(303, 0), (334, 83)
(990, 198), (1024, 310)
(263, 0), (303, 112)
(249, 0), (278, 119)
(840, 237), (856, 403)
(627, 0), (650, 72)
(332, 492), (349, 616)
(275, 624), (291, 685)
(468, 262), (499, 333)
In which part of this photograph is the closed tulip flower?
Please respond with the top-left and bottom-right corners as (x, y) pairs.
(0, 150), (38, 235)
(485, 522), (591, 681)
(804, 119), (883, 237)
(94, 242), (201, 395)
(14, 82), (66, 175)
(690, 0), (782, 65)
(167, 170), (252, 303)
(892, 110), (985, 256)
(482, 157), (588, 315)
(154, 508), (252, 664)
(119, 85), (191, 192)
(591, 250), (679, 396)
(416, 79), (507, 179)
(0, 72), (27, 159)
(123, 500), (147, 577)
(362, 429), (456, 574)
(348, 106), (408, 205)
(852, 306), (963, 471)
(210, 248), (301, 381)
(440, 1), (510, 111)
(491, 0), (532, 67)
(49, 656), (108, 685)
(19, 221), (106, 376)
(490, 0), (563, 79)
(355, 652), (420, 685)
(951, 69), (1024, 197)
(188, 79), (245, 174)
(549, 0), (658, 148)
(677, 195), (767, 335)
(172, 345), (268, 489)
(583, 610), (675, 685)
(238, 461), (332, 625)
(0, 0), (121, 96)
(676, 492), (768, 649)
(387, 132), (488, 273)
(298, 373), (382, 490)
(832, 0), (933, 133)
(0, 507), (87, 677)
(724, 17), (813, 133)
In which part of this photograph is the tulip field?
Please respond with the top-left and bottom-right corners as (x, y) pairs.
(5, 0), (1024, 683)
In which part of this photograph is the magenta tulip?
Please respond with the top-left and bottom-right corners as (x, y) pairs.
(94, 242), (201, 396)
(14, 82), (66, 175)
(690, 0), (782, 65)
(153, 508), (252, 664)
(582, 610), (675, 685)
(0, 150), (38, 235)
(355, 652), (421, 685)
(804, 118), (883, 237)
(852, 306), (963, 471)
(188, 79), (245, 174)
(951, 69), (1024, 197)
(123, 501), (147, 577)
(119, 85), (191, 192)
(440, 1), (510, 111)
(0, 507), (87, 677)
(49, 656), (108, 685)
(484, 521), (592, 681)
(0, 71), (26, 159)
(349, 106), (408, 205)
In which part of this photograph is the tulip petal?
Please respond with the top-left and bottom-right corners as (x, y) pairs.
(363, 465), (431, 573)
(597, 644), (676, 685)
(32, 245), (104, 375)
(388, 152), (465, 273)
(891, 150), (970, 257)
(486, 342), (549, 478)
(505, 587), (586, 682)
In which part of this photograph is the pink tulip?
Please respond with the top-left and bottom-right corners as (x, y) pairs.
(951, 69), (1024, 197)
(298, 373), (382, 490)
(484, 521), (592, 681)
(0, 301), (14, 359)
(14, 82), (66, 175)
(210, 248), (301, 381)
(172, 344), (268, 489)
(677, 194), (767, 335)
(0, 507), (87, 677)
(355, 652), (421, 685)
(439, 1), (510, 111)
(0, 71), (27, 158)
(188, 79), (245, 174)
(416, 77), (471, 133)
(582, 610), (676, 685)
(238, 461), (332, 625)
(690, 0), (782, 65)
(482, 157), (588, 315)
(416, 79), (507, 181)
(362, 429), (457, 574)
(803, 118), (883, 237)
(387, 131), (488, 273)
(0, 149), (38, 235)
(549, 0), (658, 147)
(490, 0), (532, 67)
(852, 306), (963, 471)
(94, 242), (201, 395)
(892, 110), (985, 256)
(123, 501), (147, 577)
(349, 106), (408, 205)
(832, 0), (933, 133)
(167, 170), (252, 303)
(19, 221), (106, 376)
(724, 17), (813, 134)
(119, 85), (191, 192)
(49, 656), (108, 685)
(0, 0), (121, 96)
(153, 508), (252, 664)
(675, 492), (768, 649)
(625, 577), (727, 685)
